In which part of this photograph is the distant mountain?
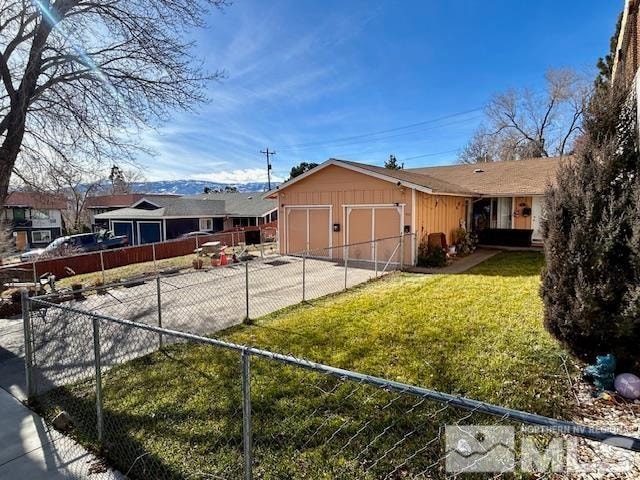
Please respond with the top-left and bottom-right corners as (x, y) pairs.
(127, 180), (277, 195)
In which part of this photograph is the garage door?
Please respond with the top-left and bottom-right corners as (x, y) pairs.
(285, 206), (331, 256)
(346, 205), (402, 263)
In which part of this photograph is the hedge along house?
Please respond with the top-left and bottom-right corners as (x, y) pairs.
(93, 193), (277, 245)
(266, 157), (563, 266)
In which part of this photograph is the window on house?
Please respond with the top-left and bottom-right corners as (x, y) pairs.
(13, 208), (26, 221)
(199, 218), (213, 231)
(31, 209), (50, 220)
(31, 230), (52, 243)
(490, 198), (512, 229)
(232, 217), (256, 227)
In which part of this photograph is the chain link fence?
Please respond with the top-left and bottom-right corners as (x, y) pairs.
(22, 295), (640, 479)
(32, 235), (410, 336)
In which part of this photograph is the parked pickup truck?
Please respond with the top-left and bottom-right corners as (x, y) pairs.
(20, 231), (129, 262)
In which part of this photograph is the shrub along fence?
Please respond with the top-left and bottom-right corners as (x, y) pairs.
(1, 223), (277, 283)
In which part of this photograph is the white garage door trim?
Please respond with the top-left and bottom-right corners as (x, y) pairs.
(343, 204), (404, 262)
(284, 205), (332, 256)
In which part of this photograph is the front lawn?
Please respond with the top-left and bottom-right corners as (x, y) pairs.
(40, 252), (575, 479)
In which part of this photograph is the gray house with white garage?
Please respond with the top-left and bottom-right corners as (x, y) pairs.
(94, 193), (277, 245)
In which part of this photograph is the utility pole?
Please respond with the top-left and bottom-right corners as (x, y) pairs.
(261, 148), (276, 191)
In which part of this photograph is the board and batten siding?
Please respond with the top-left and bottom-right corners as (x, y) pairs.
(277, 164), (413, 263)
(414, 192), (471, 247)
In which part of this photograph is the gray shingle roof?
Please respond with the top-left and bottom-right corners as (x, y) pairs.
(189, 192), (276, 216)
(95, 194), (275, 220)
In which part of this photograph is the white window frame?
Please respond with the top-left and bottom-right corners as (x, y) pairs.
(136, 220), (163, 245)
(31, 230), (52, 243)
(199, 218), (213, 231)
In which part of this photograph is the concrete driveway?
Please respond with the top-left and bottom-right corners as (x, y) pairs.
(65, 255), (381, 334)
(2, 256), (387, 397)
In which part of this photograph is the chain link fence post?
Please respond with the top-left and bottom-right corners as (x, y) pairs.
(242, 350), (253, 480)
(32, 261), (37, 292)
(92, 316), (104, 444)
(244, 261), (250, 324)
(156, 275), (163, 347)
(21, 289), (35, 401)
(302, 251), (306, 302)
(100, 250), (106, 284)
(344, 250), (348, 290)
(373, 240), (378, 278)
(399, 233), (405, 270)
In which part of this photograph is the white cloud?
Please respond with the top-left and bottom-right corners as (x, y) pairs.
(190, 168), (284, 184)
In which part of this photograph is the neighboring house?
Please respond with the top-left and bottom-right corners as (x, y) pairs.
(191, 192), (278, 228)
(612, 0), (640, 134)
(86, 193), (178, 231)
(94, 193), (277, 245)
(1, 192), (66, 250)
(266, 157), (563, 266)
(613, 0), (640, 89)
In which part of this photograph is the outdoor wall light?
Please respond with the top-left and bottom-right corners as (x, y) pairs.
(333, 223), (341, 232)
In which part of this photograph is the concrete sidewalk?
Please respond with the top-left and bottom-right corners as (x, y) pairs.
(404, 248), (500, 274)
(0, 388), (122, 479)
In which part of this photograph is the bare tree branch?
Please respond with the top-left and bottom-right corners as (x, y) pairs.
(460, 68), (591, 163)
(0, 0), (228, 202)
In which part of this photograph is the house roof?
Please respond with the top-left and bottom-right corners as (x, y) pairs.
(190, 192), (277, 216)
(338, 160), (476, 195)
(86, 193), (178, 209)
(4, 191), (67, 210)
(94, 193), (276, 220)
(267, 156), (566, 198)
(95, 198), (227, 219)
(407, 156), (565, 196)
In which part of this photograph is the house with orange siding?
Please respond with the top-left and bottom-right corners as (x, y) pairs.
(266, 157), (564, 266)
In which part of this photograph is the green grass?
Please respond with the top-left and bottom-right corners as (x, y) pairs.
(39, 252), (574, 479)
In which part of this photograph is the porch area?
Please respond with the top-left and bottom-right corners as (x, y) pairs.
(471, 196), (543, 248)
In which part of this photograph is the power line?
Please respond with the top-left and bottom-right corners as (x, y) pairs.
(275, 107), (483, 151)
(260, 148), (276, 190)
(400, 148), (460, 161)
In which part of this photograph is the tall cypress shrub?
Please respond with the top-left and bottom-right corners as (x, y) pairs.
(541, 85), (640, 369)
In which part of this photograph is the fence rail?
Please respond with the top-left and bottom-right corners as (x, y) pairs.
(22, 294), (640, 479)
(28, 235), (410, 338)
(1, 223), (277, 284)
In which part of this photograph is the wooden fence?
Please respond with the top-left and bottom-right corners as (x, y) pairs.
(2, 223), (277, 282)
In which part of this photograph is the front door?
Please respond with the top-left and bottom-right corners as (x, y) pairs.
(531, 197), (543, 243)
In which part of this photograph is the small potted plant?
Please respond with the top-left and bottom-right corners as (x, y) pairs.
(93, 279), (107, 295)
(192, 257), (204, 270)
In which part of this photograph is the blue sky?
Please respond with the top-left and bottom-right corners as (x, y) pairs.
(139, 0), (622, 183)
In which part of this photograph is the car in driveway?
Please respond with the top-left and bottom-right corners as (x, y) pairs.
(20, 231), (129, 262)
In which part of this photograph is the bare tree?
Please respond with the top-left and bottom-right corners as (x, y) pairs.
(459, 69), (590, 164)
(0, 0), (226, 204)
(48, 164), (102, 233)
